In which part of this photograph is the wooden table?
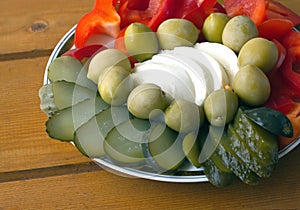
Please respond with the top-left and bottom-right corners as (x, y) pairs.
(1, 0), (300, 209)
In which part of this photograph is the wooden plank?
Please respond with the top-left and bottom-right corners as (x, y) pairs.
(0, 57), (90, 173)
(0, 0), (94, 55)
(1, 148), (300, 209)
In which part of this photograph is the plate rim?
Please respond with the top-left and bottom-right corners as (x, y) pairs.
(43, 25), (300, 183)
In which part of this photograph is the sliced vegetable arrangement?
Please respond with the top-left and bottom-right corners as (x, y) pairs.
(39, 0), (300, 187)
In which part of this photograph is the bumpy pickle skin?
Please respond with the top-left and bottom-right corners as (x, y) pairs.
(227, 124), (276, 178)
(233, 108), (279, 166)
(208, 126), (260, 185)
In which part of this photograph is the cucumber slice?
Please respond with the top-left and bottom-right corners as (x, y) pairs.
(148, 123), (185, 172)
(217, 133), (260, 185)
(182, 132), (201, 168)
(244, 107), (293, 138)
(104, 118), (151, 165)
(202, 158), (234, 187)
(46, 95), (109, 141)
(48, 56), (97, 90)
(182, 125), (208, 168)
(39, 80), (97, 115)
(234, 108), (279, 166)
(74, 106), (131, 158)
(228, 125), (275, 178)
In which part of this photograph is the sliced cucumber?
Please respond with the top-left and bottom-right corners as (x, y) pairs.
(104, 118), (151, 165)
(234, 108), (278, 166)
(39, 80), (97, 115)
(217, 134), (260, 185)
(244, 107), (293, 138)
(48, 56), (97, 90)
(182, 125), (208, 168)
(148, 123), (185, 172)
(74, 106), (131, 158)
(182, 132), (201, 168)
(227, 125), (275, 178)
(46, 96), (109, 141)
(202, 157), (234, 187)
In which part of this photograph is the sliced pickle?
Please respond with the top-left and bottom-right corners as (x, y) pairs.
(104, 118), (151, 165)
(74, 106), (131, 158)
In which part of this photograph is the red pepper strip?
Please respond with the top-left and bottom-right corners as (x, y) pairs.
(62, 44), (106, 62)
(224, 0), (266, 26)
(117, 0), (164, 29)
(74, 0), (120, 48)
(147, 0), (181, 31)
(258, 18), (294, 41)
(281, 30), (300, 49)
(265, 70), (300, 149)
(213, 2), (226, 13)
(280, 47), (300, 97)
(271, 39), (287, 72)
(265, 0), (300, 26)
(127, 0), (151, 10)
(179, 0), (217, 30)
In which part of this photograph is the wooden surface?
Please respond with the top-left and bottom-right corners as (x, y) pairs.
(1, 0), (300, 209)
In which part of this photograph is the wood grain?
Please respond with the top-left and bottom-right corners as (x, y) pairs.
(1, 147), (300, 210)
(0, 0), (300, 209)
(0, 57), (89, 173)
(0, 0), (94, 55)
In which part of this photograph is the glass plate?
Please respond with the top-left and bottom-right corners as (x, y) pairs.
(44, 25), (300, 183)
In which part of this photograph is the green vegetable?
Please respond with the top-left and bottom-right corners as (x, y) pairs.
(244, 107), (293, 138)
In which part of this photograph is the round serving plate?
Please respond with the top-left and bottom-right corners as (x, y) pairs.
(44, 25), (300, 183)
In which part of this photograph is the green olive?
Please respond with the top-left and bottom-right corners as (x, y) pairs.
(238, 38), (278, 73)
(222, 15), (258, 52)
(204, 89), (239, 127)
(98, 65), (134, 106)
(202, 12), (230, 43)
(164, 99), (205, 133)
(88, 48), (131, 84)
(127, 83), (169, 119)
(233, 65), (271, 106)
(124, 23), (159, 61)
(157, 18), (200, 50)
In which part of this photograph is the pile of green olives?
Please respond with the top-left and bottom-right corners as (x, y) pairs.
(124, 18), (200, 55)
(203, 12), (277, 107)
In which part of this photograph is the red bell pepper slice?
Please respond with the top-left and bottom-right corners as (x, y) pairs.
(147, 0), (181, 31)
(271, 39), (287, 72)
(280, 47), (300, 96)
(281, 30), (300, 49)
(62, 44), (106, 61)
(127, 0), (151, 10)
(74, 0), (121, 48)
(178, 0), (217, 30)
(265, 0), (300, 26)
(223, 0), (266, 25)
(258, 18), (294, 41)
(117, 0), (164, 29)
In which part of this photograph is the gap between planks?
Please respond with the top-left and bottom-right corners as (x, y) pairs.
(0, 49), (53, 62)
(0, 161), (102, 183)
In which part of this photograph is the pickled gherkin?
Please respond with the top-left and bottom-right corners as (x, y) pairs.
(227, 125), (276, 178)
(202, 157), (234, 187)
(214, 131), (260, 185)
(233, 108), (279, 166)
